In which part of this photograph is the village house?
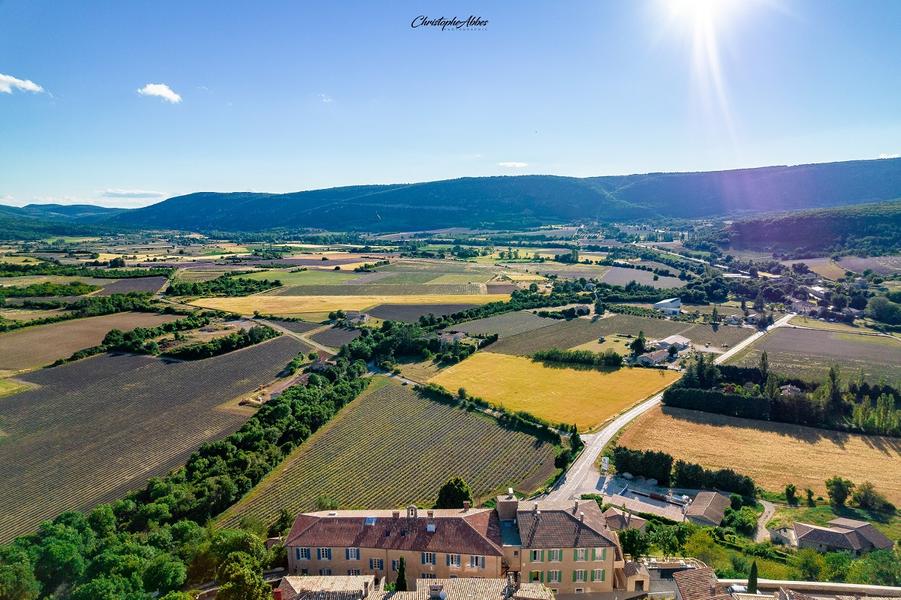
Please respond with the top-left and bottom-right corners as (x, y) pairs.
(636, 349), (670, 367)
(601, 507), (647, 533)
(284, 494), (649, 596)
(437, 331), (468, 347)
(791, 518), (893, 555)
(653, 298), (682, 315)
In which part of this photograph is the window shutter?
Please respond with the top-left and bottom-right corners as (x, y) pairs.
(316, 548), (321, 560)
(602, 548), (607, 560)
(573, 548), (578, 561)
(540, 571), (545, 583)
(540, 549), (545, 562)
(572, 570), (577, 582)
(591, 569), (595, 582)
(601, 569), (606, 582)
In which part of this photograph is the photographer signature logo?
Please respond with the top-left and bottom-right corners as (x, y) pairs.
(411, 15), (488, 31)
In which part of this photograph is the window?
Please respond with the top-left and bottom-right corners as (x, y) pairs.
(529, 549), (543, 562)
(469, 555), (485, 569)
(573, 548), (588, 561)
(426, 523), (437, 532)
(391, 560), (399, 572)
(573, 569), (587, 582)
(348, 569), (361, 576)
(421, 552), (436, 565)
(575, 588), (584, 594)
(364, 517), (377, 526)
(529, 571), (543, 582)
(345, 548), (360, 560)
(547, 548), (562, 562)
(547, 570), (562, 583)
(591, 569), (606, 582)
(591, 547), (608, 561)
(446, 554), (461, 568)
(317, 548), (332, 561)
(295, 547), (311, 561)
(369, 558), (384, 570)
(421, 573), (437, 579)
(319, 568), (332, 576)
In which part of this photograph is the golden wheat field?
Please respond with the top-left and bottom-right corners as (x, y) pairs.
(619, 406), (901, 503)
(189, 294), (510, 317)
(428, 352), (681, 431)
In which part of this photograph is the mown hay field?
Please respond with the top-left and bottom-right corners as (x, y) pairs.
(190, 294), (509, 318)
(449, 311), (556, 338)
(265, 283), (486, 296)
(619, 406), (901, 504)
(219, 378), (557, 527)
(837, 255), (901, 276)
(429, 352), (681, 431)
(0, 312), (180, 374)
(780, 257), (848, 280)
(726, 327), (901, 382)
(0, 336), (306, 542)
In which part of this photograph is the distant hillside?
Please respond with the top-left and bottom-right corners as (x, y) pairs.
(20, 203), (127, 222)
(0, 205), (126, 240)
(108, 158), (901, 232)
(727, 200), (901, 256)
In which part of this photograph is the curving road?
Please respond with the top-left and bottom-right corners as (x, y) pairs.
(546, 313), (794, 501)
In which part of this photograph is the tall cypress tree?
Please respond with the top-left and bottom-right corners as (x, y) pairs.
(747, 561), (758, 594)
(396, 557), (407, 591)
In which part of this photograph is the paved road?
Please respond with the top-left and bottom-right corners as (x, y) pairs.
(253, 318), (338, 354)
(754, 500), (776, 542)
(546, 313), (794, 501)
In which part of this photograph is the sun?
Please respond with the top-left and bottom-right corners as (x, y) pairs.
(667, 0), (738, 24)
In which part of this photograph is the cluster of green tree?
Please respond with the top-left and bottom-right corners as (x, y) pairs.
(678, 274), (729, 304)
(165, 275), (281, 297)
(867, 295), (901, 326)
(532, 347), (623, 368)
(101, 314), (215, 354)
(0, 261), (171, 279)
(163, 326), (280, 360)
(727, 200), (901, 257)
(353, 260), (390, 272)
(601, 302), (696, 322)
(667, 355), (901, 436)
(0, 358), (368, 599)
(0, 280), (100, 300)
(612, 447), (756, 498)
(553, 249), (581, 264)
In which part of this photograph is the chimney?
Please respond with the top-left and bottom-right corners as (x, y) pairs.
(507, 487), (514, 498)
(427, 510), (434, 518)
(574, 500), (579, 514)
(533, 502), (539, 513)
(463, 501), (471, 511)
(429, 584), (444, 600)
(392, 510), (400, 519)
(580, 512), (585, 523)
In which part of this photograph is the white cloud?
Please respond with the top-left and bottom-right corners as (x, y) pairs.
(498, 161), (528, 168)
(319, 93), (333, 104)
(137, 83), (182, 103)
(878, 153), (900, 159)
(101, 189), (166, 199)
(0, 73), (45, 94)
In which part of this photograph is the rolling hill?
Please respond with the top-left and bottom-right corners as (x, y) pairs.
(108, 158), (901, 231)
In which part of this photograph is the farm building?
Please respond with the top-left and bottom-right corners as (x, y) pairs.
(685, 491), (731, 527)
(791, 518), (893, 555)
(655, 334), (691, 351)
(285, 497), (649, 595)
(636, 349), (670, 366)
(438, 331), (468, 347)
(653, 298), (682, 315)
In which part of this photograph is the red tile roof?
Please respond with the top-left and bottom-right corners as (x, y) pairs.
(516, 501), (619, 550)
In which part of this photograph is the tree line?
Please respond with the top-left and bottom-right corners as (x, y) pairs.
(612, 447), (756, 498)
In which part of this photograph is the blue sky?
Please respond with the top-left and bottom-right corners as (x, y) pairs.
(1, 0), (900, 207)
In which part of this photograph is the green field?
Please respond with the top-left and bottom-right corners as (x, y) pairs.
(242, 269), (359, 285)
(218, 378), (558, 527)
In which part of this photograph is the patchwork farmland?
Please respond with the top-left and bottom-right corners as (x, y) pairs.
(219, 379), (557, 527)
(428, 352), (681, 431)
(0, 312), (180, 374)
(619, 406), (901, 504)
(0, 336), (306, 542)
(726, 327), (901, 382)
(449, 310), (556, 338)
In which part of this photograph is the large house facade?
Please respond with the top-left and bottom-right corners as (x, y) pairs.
(285, 494), (648, 596)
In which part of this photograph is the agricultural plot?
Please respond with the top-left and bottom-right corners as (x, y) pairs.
(0, 336), (306, 542)
(726, 327), (901, 382)
(489, 314), (687, 356)
(599, 267), (684, 288)
(0, 274), (112, 288)
(219, 379), (557, 527)
(367, 303), (480, 322)
(837, 255), (901, 276)
(619, 407), (901, 504)
(309, 325), (362, 348)
(677, 323), (755, 351)
(265, 283), (485, 296)
(780, 257), (848, 280)
(0, 312), (179, 374)
(429, 352), (681, 431)
(241, 269), (359, 285)
(509, 263), (609, 280)
(0, 307), (67, 322)
(189, 294), (508, 318)
(266, 319), (321, 334)
(448, 311), (556, 338)
(95, 276), (168, 295)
